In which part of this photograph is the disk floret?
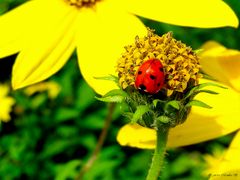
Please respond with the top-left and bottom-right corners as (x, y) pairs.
(65, 0), (100, 8)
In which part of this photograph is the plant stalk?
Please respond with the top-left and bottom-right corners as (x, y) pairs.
(75, 103), (116, 180)
(146, 128), (169, 180)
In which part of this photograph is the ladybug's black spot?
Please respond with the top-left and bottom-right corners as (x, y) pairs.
(157, 83), (161, 87)
(150, 75), (156, 80)
(139, 84), (146, 90)
(159, 67), (163, 72)
(138, 71), (142, 75)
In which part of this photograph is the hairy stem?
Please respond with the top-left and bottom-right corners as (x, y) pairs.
(146, 128), (169, 180)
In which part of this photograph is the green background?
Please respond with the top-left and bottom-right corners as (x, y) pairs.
(0, 0), (239, 179)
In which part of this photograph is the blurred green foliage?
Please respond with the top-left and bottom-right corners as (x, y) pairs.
(0, 0), (239, 179)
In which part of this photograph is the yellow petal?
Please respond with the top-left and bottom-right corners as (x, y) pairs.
(0, 0), (39, 57)
(117, 124), (156, 149)
(76, 0), (147, 95)
(117, 79), (240, 149)
(0, 0), (72, 58)
(200, 41), (240, 92)
(126, 0), (239, 28)
(12, 3), (78, 89)
(208, 131), (240, 180)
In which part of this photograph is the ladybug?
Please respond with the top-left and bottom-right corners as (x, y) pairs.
(135, 59), (165, 94)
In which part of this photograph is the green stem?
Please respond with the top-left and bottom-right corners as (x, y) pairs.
(146, 128), (169, 180)
(75, 103), (116, 180)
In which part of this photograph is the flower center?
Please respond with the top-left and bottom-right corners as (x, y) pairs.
(116, 29), (201, 96)
(65, 0), (101, 8)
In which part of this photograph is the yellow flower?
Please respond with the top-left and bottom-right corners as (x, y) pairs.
(204, 130), (240, 180)
(0, 84), (15, 122)
(0, 0), (238, 93)
(24, 81), (61, 99)
(200, 41), (240, 92)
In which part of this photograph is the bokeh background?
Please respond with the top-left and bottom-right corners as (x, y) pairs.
(0, 0), (240, 179)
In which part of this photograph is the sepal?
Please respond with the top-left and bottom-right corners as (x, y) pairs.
(95, 76), (223, 130)
(95, 89), (127, 103)
(94, 75), (119, 87)
(131, 105), (152, 123)
(185, 100), (212, 109)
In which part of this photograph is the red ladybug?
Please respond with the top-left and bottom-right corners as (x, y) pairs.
(135, 59), (164, 94)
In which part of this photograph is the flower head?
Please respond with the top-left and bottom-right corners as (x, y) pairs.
(116, 29), (201, 96)
(0, 0), (238, 92)
(0, 84), (15, 122)
(65, 0), (100, 7)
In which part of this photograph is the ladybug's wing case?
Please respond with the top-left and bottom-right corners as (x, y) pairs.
(135, 59), (164, 94)
(144, 65), (163, 94)
(135, 61), (152, 91)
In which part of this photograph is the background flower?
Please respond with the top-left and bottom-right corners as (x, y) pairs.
(24, 81), (61, 99)
(0, 84), (15, 122)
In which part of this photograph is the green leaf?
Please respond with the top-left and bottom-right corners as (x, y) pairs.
(185, 100), (212, 109)
(201, 73), (217, 81)
(39, 139), (82, 159)
(84, 146), (123, 180)
(186, 89), (219, 100)
(103, 89), (128, 98)
(95, 95), (124, 103)
(55, 160), (82, 180)
(153, 99), (166, 107)
(197, 89), (219, 95)
(198, 82), (227, 89)
(132, 105), (151, 123)
(54, 108), (80, 123)
(122, 112), (133, 120)
(156, 116), (171, 124)
(184, 86), (199, 99)
(75, 80), (96, 111)
(0, 3), (9, 15)
(185, 82), (226, 99)
(28, 93), (48, 110)
(95, 89), (127, 103)
(94, 75), (119, 84)
(165, 100), (180, 110)
(79, 109), (107, 130)
(193, 49), (203, 54)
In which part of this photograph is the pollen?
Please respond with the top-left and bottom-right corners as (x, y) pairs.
(65, 0), (100, 8)
(116, 29), (201, 96)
